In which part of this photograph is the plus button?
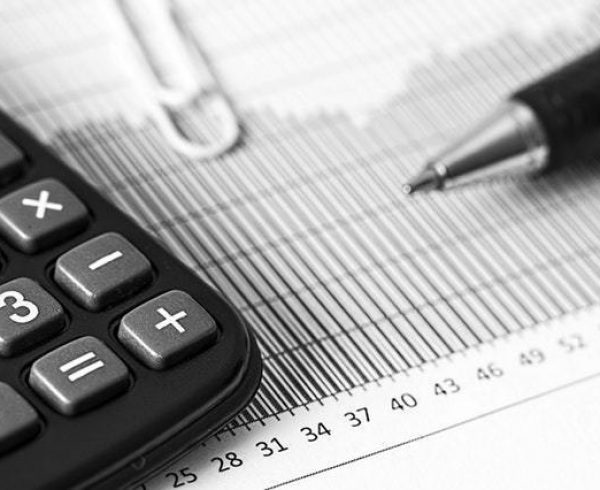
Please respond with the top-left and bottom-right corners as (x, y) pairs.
(154, 307), (187, 334)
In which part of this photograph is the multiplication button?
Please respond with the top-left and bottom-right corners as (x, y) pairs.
(0, 278), (65, 357)
(29, 336), (129, 415)
(0, 179), (88, 253)
(118, 290), (217, 369)
(54, 232), (153, 311)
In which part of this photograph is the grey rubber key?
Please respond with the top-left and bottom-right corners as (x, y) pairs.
(118, 290), (217, 369)
(54, 232), (153, 311)
(0, 278), (65, 357)
(29, 336), (129, 416)
(0, 133), (24, 185)
(0, 178), (88, 253)
(0, 383), (39, 454)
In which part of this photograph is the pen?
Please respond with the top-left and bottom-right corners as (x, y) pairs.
(404, 46), (600, 194)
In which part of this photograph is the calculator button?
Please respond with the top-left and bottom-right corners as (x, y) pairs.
(54, 232), (152, 311)
(29, 336), (129, 416)
(0, 133), (24, 185)
(118, 290), (217, 369)
(0, 383), (39, 454)
(0, 278), (65, 357)
(0, 179), (88, 253)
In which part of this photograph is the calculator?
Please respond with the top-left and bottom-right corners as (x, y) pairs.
(0, 111), (262, 489)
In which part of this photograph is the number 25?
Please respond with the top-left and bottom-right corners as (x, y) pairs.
(0, 290), (39, 324)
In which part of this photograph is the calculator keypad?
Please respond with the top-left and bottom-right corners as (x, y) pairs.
(0, 383), (39, 455)
(0, 119), (260, 489)
(118, 290), (218, 369)
(54, 232), (153, 311)
(29, 336), (130, 416)
(0, 278), (65, 357)
(0, 179), (88, 253)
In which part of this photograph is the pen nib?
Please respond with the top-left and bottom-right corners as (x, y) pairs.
(403, 167), (440, 195)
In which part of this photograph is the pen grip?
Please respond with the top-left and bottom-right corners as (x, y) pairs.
(512, 46), (600, 169)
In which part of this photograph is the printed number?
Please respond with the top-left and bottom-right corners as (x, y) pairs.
(165, 467), (198, 487)
(344, 407), (370, 427)
(210, 452), (243, 473)
(519, 348), (546, 365)
(300, 422), (332, 442)
(434, 378), (461, 396)
(476, 363), (504, 380)
(0, 290), (39, 324)
(391, 393), (418, 411)
(558, 334), (585, 353)
(255, 437), (289, 457)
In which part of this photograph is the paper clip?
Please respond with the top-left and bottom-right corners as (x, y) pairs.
(117, 0), (240, 160)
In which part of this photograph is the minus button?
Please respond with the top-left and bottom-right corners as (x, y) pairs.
(89, 251), (123, 271)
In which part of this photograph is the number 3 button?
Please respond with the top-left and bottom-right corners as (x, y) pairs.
(0, 278), (65, 357)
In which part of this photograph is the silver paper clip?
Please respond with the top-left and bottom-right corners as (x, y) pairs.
(117, 0), (240, 159)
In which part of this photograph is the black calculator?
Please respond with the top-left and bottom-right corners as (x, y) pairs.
(0, 111), (262, 489)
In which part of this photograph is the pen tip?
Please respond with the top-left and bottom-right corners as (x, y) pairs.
(403, 167), (440, 195)
(402, 183), (415, 195)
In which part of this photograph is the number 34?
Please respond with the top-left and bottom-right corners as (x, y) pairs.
(0, 290), (39, 324)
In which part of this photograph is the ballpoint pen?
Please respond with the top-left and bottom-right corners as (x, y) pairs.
(404, 46), (600, 194)
(116, 0), (240, 160)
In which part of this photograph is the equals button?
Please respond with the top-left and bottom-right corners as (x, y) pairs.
(29, 336), (130, 416)
(59, 351), (105, 382)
